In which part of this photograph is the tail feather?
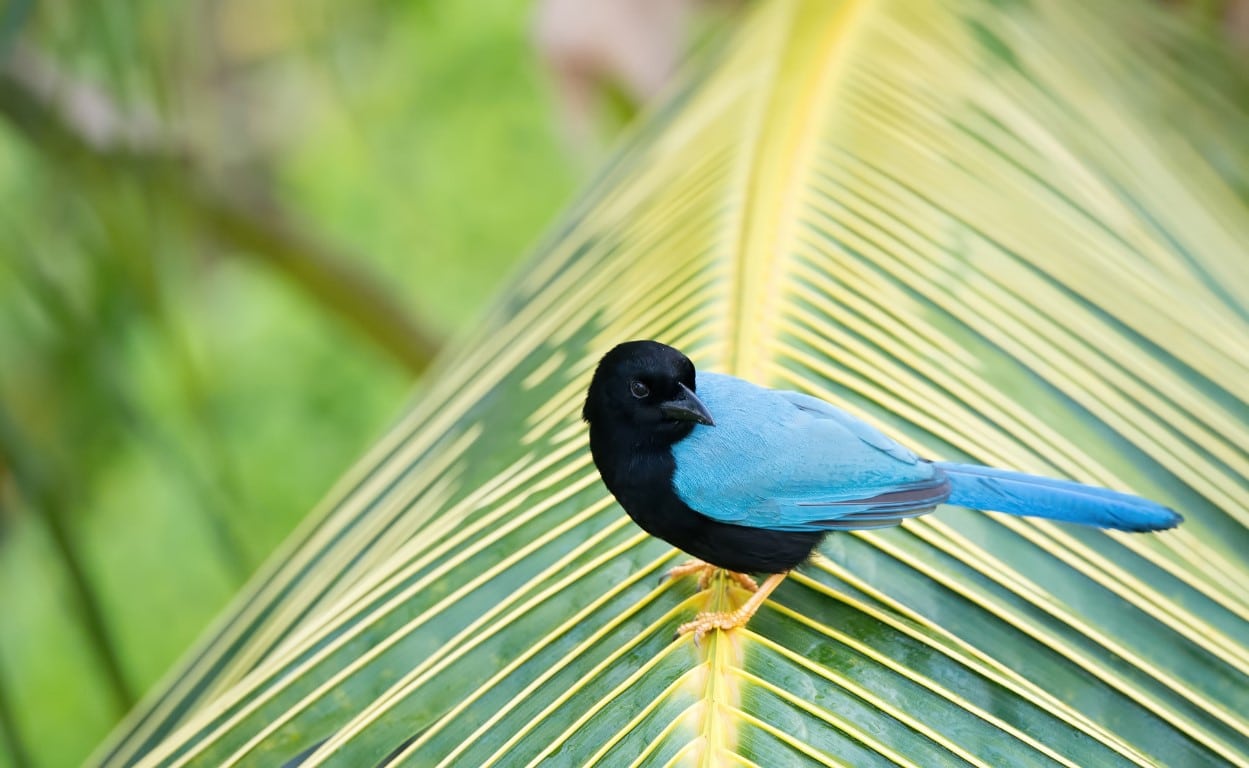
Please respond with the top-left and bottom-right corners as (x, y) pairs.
(932, 461), (1182, 532)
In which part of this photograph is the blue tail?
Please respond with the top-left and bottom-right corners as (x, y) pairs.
(932, 462), (1182, 532)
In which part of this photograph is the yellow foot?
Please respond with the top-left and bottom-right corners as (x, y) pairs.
(675, 572), (789, 644)
(677, 608), (753, 644)
(664, 560), (759, 592)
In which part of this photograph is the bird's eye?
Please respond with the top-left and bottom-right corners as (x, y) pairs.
(630, 380), (650, 399)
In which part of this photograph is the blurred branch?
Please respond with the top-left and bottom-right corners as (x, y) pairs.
(15, 248), (253, 582)
(0, 638), (33, 768)
(0, 47), (441, 375)
(198, 199), (442, 375)
(0, 403), (135, 716)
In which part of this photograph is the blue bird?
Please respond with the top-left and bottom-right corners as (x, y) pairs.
(582, 340), (1183, 640)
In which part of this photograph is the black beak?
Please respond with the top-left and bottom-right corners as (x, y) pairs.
(658, 382), (715, 426)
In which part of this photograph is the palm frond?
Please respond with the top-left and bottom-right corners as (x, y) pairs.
(95, 0), (1249, 765)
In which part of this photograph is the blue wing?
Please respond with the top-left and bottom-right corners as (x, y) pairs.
(670, 373), (949, 532)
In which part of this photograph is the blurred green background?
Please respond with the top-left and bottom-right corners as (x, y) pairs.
(0, 0), (1244, 766)
(0, 1), (587, 765)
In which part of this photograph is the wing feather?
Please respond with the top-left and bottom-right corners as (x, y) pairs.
(671, 373), (948, 532)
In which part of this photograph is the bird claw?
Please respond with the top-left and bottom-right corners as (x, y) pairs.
(677, 609), (750, 646)
(725, 571), (760, 593)
(664, 563), (763, 645)
(663, 560), (758, 593)
(671, 571), (788, 646)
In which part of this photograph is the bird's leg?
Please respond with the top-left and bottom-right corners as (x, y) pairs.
(722, 570), (760, 593)
(677, 571), (787, 643)
(664, 559), (758, 592)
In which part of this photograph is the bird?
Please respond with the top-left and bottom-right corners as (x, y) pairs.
(582, 340), (1183, 641)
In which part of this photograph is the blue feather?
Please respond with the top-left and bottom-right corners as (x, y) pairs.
(671, 372), (1181, 533)
(672, 373), (945, 531)
(934, 462), (1182, 531)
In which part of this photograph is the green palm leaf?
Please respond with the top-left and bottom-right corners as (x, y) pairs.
(94, 0), (1249, 765)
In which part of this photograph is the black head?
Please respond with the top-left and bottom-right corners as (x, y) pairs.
(583, 340), (714, 445)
